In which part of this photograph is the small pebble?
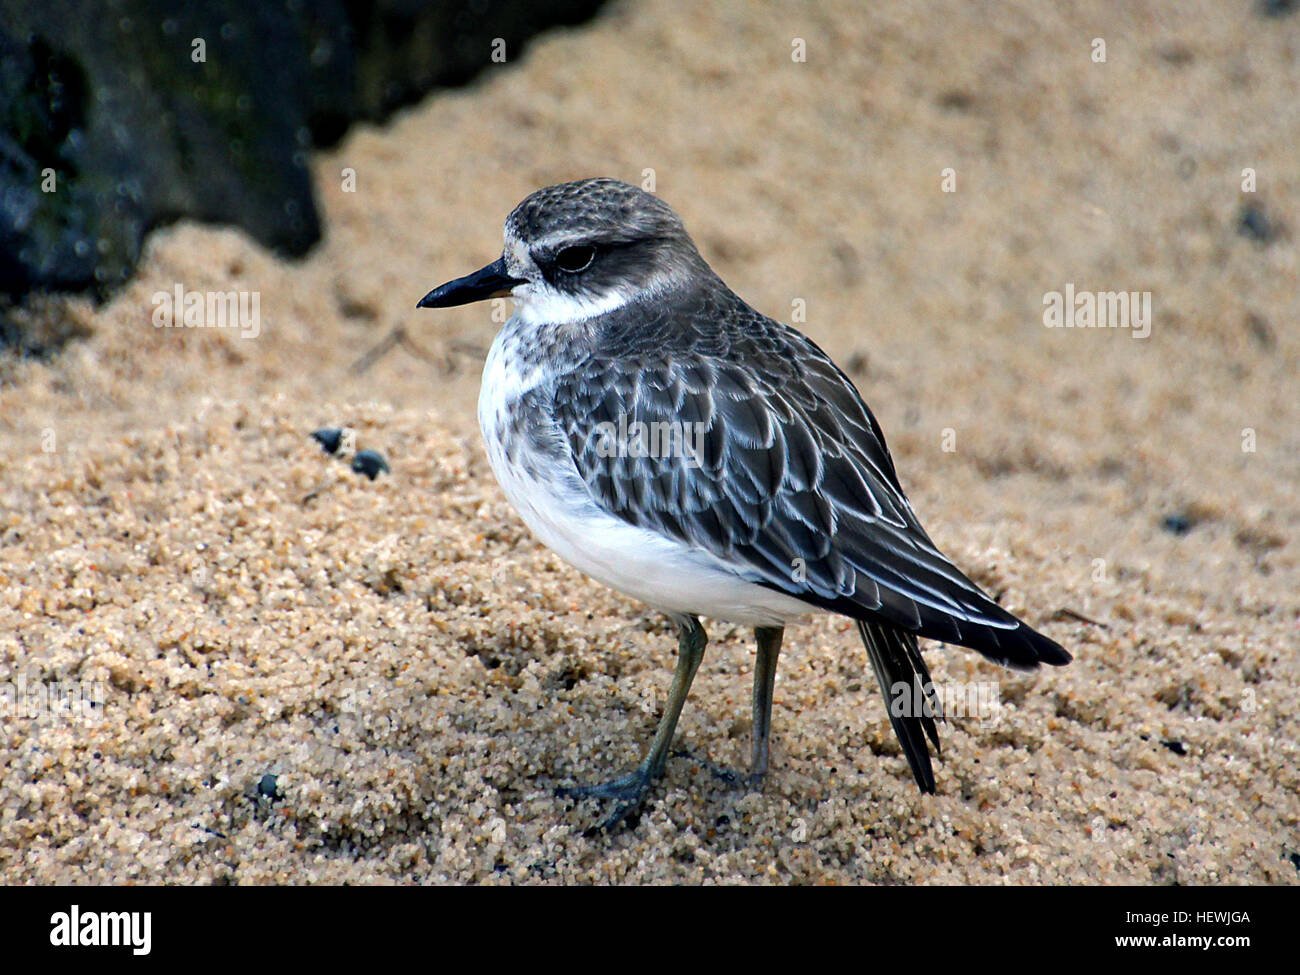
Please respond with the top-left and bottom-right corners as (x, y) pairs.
(312, 428), (344, 455)
(1237, 202), (1278, 245)
(352, 449), (390, 480)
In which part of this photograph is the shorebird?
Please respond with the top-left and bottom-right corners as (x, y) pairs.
(418, 178), (1070, 829)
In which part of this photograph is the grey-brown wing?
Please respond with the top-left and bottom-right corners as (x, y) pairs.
(552, 321), (1068, 669)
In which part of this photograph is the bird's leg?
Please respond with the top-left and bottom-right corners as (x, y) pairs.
(559, 616), (707, 830)
(749, 625), (784, 788)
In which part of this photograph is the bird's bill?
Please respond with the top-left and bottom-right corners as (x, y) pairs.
(416, 257), (525, 308)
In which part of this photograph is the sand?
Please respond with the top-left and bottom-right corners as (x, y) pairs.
(1, 0), (1297, 884)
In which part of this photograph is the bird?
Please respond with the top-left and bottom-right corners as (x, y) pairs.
(417, 177), (1071, 830)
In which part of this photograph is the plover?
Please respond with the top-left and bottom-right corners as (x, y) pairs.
(418, 178), (1070, 828)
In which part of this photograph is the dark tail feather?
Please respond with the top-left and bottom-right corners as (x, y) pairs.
(857, 619), (942, 794)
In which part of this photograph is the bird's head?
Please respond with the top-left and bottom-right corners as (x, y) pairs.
(417, 178), (709, 326)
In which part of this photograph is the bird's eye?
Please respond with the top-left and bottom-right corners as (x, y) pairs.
(554, 245), (596, 273)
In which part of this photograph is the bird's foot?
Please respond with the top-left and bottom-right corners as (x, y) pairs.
(556, 769), (657, 834)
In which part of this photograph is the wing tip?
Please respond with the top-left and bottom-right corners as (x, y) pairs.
(1017, 623), (1073, 668)
(957, 609), (1073, 671)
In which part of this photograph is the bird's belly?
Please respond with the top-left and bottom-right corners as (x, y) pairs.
(492, 456), (813, 625)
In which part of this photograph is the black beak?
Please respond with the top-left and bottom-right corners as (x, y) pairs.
(416, 257), (524, 308)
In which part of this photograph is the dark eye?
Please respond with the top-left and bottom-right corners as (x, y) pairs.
(555, 245), (596, 273)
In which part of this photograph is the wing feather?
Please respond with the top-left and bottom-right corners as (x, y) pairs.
(554, 299), (1069, 668)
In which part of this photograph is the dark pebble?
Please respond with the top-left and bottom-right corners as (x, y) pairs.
(352, 450), (390, 480)
(1238, 201), (1278, 244)
(1259, 0), (1296, 18)
(311, 428), (344, 455)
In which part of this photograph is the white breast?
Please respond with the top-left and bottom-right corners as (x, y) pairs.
(477, 319), (817, 627)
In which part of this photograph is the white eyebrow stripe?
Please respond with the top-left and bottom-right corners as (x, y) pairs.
(529, 231), (599, 253)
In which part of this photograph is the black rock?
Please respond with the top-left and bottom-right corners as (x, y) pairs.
(1, 1), (328, 304)
(1, 0), (608, 333)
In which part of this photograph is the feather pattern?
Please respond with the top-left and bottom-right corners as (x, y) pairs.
(548, 283), (1069, 669)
